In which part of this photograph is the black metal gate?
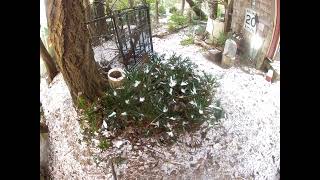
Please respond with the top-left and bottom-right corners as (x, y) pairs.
(86, 5), (153, 70)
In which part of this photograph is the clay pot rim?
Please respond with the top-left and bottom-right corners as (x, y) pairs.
(108, 68), (125, 81)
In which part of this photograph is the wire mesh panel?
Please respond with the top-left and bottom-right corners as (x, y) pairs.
(86, 4), (153, 70)
(86, 14), (120, 70)
(113, 5), (153, 69)
(88, 17), (115, 46)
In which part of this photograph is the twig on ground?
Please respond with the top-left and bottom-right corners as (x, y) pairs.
(110, 159), (117, 180)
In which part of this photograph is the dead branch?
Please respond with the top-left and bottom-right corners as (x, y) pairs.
(194, 38), (214, 50)
(111, 159), (117, 180)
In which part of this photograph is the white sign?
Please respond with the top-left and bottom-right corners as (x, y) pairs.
(244, 9), (257, 34)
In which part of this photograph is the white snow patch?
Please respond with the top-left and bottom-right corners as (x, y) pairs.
(41, 28), (279, 179)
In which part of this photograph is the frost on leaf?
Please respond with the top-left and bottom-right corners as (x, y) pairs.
(189, 100), (197, 107)
(191, 85), (197, 95)
(151, 121), (160, 127)
(133, 81), (141, 87)
(108, 112), (116, 118)
(181, 81), (188, 86)
(169, 76), (177, 87)
(166, 122), (172, 130)
(163, 106), (168, 112)
(139, 97), (145, 102)
(144, 67), (150, 73)
(102, 120), (108, 129)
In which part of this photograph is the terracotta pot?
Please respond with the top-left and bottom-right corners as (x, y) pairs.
(108, 68), (125, 88)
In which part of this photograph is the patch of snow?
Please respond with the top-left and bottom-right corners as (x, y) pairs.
(41, 28), (279, 179)
(92, 40), (118, 63)
(113, 140), (126, 149)
(41, 75), (112, 179)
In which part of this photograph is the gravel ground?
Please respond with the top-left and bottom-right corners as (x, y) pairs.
(40, 28), (280, 180)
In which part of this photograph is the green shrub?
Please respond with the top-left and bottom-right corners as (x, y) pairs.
(168, 12), (188, 32)
(180, 36), (194, 46)
(194, 25), (206, 35)
(84, 54), (222, 143)
(159, 4), (166, 15)
(216, 31), (227, 47)
(169, 7), (178, 13)
(192, 15), (200, 21)
(168, 24), (177, 32)
(78, 97), (100, 134)
(98, 138), (111, 150)
(217, 5), (223, 19)
(169, 12), (188, 26)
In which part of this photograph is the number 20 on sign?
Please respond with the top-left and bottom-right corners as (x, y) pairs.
(244, 9), (257, 34)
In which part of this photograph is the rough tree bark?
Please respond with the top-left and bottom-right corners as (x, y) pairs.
(48, 0), (106, 105)
(95, 0), (108, 40)
(185, 0), (207, 20)
(40, 38), (58, 83)
(129, 0), (134, 8)
(208, 0), (218, 19)
(105, 0), (112, 15)
(83, 0), (97, 41)
(155, 0), (159, 23)
(181, 0), (185, 15)
(83, 0), (91, 22)
(224, 0), (233, 33)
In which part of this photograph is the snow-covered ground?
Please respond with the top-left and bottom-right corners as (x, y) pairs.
(40, 28), (280, 180)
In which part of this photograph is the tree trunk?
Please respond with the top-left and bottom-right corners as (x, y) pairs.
(224, 0), (233, 33)
(185, 0), (207, 20)
(83, 0), (97, 42)
(155, 0), (159, 23)
(181, 0), (185, 15)
(48, 0), (106, 105)
(95, 0), (108, 40)
(83, 0), (91, 22)
(40, 38), (58, 83)
(105, 0), (112, 15)
(129, 0), (134, 8)
(188, 9), (192, 23)
(208, 0), (218, 19)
